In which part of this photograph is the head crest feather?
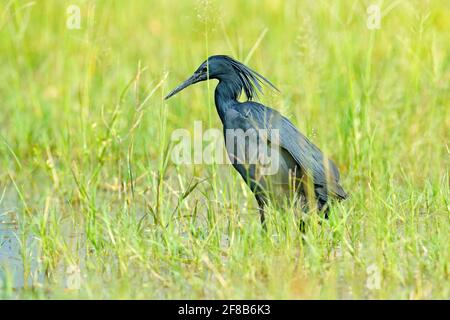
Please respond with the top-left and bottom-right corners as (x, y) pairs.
(222, 56), (279, 101)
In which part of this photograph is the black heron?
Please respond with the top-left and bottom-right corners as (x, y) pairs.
(165, 55), (347, 226)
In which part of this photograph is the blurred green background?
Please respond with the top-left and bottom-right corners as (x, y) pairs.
(0, 0), (448, 299)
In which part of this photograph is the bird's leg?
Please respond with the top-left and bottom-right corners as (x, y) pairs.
(297, 193), (309, 233)
(255, 196), (267, 230)
(298, 219), (306, 234)
(258, 204), (266, 228)
(317, 200), (330, 219)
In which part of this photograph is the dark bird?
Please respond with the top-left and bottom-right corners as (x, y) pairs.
(165, 55), (347, 227)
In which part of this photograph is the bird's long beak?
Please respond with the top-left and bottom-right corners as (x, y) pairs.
(165, 72), (204, 100)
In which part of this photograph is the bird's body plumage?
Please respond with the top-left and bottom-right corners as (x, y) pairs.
(165, 55), (347, 225)
(220, 98), (347, 210)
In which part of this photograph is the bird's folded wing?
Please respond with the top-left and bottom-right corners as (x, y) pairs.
(227, 103), (347, 200)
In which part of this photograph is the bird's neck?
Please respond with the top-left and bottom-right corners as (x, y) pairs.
(214, 79), (240, 123)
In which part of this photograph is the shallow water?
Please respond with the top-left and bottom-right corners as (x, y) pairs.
(0, 190), (42, 289)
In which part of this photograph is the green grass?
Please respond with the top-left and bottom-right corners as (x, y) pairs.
(0, 0), (448, 299)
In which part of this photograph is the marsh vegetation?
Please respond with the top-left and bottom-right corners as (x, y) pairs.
(0, 0), (448, 299)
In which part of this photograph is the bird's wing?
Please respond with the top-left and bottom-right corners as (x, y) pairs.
(229, 102), (347, 200)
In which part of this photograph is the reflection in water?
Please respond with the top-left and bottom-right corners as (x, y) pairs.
(0, 190), (42, 290)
